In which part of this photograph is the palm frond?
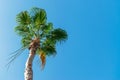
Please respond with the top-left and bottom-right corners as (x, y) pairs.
(41, 44), (56, 56)
(41, 22), (53, 36)
(39, 52), (46, 70)
(15, 25), (31, 37)
(21, 37), (32, 47)
(16, 11), (31, 25)
(50, 28), (68, 42)
(31, 7), (47, 27)
(36, 48), (46, 70)
(6, 47), (26, 70)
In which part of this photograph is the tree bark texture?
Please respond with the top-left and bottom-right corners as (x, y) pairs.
(24, 38), (40, 80)
(24, 48), (36, 80)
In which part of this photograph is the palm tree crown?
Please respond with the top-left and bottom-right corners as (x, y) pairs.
(13, 7), (68, 68)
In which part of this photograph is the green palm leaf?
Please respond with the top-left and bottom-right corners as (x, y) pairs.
(50, 28), (68, 42)
(16, 11), (31, 25)
(21, 36), (32, 47)
(15, 25), (30, 37)
(41, 39), (56, 56)
(31, 7), (47, 28)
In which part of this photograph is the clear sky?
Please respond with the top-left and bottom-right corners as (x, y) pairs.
(0, 0), (120, 80)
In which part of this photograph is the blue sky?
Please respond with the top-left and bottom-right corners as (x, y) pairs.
(0, 0), (120, 80)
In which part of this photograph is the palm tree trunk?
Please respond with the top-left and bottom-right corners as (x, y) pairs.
(24, 48), (36, 80)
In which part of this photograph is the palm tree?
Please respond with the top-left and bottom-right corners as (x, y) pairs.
(8, 7), (68, 80)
